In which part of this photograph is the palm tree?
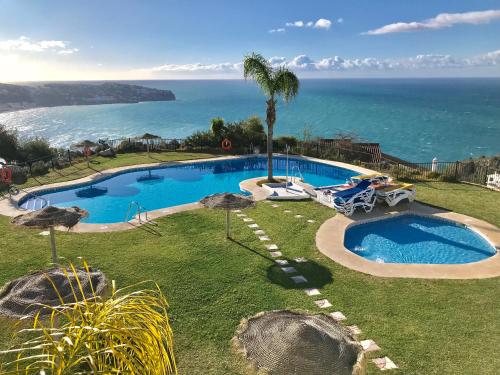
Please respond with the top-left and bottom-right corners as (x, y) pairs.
(243, 53), (299, 181)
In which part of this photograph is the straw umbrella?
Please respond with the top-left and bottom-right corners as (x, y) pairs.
(200, 193), (255, 239)
(139, 133), (161, 157)
(12, 206), (88, 264)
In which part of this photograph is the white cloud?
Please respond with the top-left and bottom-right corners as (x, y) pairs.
(364, 9), (500, 35)
(268, 28), (285, 33)
(138, 50), (500, 77)
(278, 18), (332, 31)
(286, 21), (304, 27)
(0, 36), (78, 54)
(314, 18), (332, 30)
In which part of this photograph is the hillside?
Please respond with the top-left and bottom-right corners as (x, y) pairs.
(0, 82), (175, 113)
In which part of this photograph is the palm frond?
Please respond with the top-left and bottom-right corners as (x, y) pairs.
(272, 67), (300, 103)
(243, 53), (273, 97)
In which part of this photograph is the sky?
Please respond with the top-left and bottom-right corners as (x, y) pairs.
(0, 0), (500, 81)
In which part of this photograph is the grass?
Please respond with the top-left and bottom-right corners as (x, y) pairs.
(19, 151), (219, 189)
(1, 156), (499, 374)
(0, 184), (499, 374)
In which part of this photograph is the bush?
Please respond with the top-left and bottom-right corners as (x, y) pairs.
(19, 137), (54, 161)
(274, 136), (299, 151)
(439, 174), (458, 183)
(29, 160), (50, 176)
(10, 165), (28, 184)
(0, 262), (177, 374)
(116, 140), (144, 153)
(210, 117), (226, 139)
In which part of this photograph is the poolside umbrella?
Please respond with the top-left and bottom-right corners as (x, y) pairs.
(136, 169), (164, 183)
(75, 185), (108, 198)
(200, 193), (255, 239)
(139, 133), (161, 157)
(11, 206), (88, 264)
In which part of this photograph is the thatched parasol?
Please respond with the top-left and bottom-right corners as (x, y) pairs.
(0, 267), (108, 319)
(72, 140), (99, 148)
(138, 133), (161, 156)
(12, 206), (88, 264)
(200, 193), (255, 239)
(232, 310), (366, 375)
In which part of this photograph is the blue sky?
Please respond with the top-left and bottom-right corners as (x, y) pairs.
(0, 0), (499, 81)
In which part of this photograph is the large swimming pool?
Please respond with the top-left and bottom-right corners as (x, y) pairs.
(20, 156), (357, 224)
(344, 213), (496, 264)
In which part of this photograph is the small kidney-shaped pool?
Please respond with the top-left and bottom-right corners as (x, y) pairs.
(344, 213), (496, 265)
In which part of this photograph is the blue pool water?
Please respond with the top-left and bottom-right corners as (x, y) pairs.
(344, 214), (496, 264)
(20, 156), (356, 224)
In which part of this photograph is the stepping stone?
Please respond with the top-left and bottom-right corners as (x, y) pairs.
(271, 204), (280, 208)
(259, 236), (270, 241)
(254, 229), (265, 235)
(307, 219), (316, 223)
(347, 325), (362, 335)
(275, 259), (289, 266)
(372, 357), (398, 371)
(360, 339), (381, 353)
(304, 288), (321, 296)
(290, 275), (308, 284)
(284, 210), (292, 213)
(280, 267), (297, 274)
(294, 257), (307, 263)
(232, 209), (241, 213)
(236, 213), (247, 217)
(265, 244), (279, 250)
(248, 224), (259, 228)
(314, 299), (332, 309)
(243, 218), (254, 222)
(39, 231), (50, 236)
(329, 311), (347, 321)
(294, 214), (304, 218)
(270, 251), (283, 257)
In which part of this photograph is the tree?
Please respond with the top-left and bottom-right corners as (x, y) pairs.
(243, 53), (299, 180)
(210, 117), (226, 139)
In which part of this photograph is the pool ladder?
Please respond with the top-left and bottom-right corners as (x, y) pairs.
(125, 201), (157, 226)
(290, 165), (304, 183)
(17, 189), (49, 211)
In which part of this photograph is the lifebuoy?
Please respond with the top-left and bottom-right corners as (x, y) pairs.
(0, 167), (12, 184)
(83, 146), (92, 157)
(221, 138), (232, 151)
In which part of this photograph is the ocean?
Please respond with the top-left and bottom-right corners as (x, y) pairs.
(1, 78), (499, 162)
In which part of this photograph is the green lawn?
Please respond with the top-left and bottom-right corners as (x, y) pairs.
(0, 160), (499, 374)
(19, 151), (219, 189)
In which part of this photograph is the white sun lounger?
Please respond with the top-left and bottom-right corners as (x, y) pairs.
(376, 183), (416, 207)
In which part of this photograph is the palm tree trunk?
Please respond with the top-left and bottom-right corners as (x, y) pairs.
(266, 98), (276, 181)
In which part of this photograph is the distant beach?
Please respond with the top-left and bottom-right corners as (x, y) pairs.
(1, 78), (499, 162)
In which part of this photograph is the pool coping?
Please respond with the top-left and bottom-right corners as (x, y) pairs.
(316, 202), (500, 279)
(0, 154), (377, 233)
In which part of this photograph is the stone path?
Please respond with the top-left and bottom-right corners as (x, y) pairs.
(233, 204), (398, 371)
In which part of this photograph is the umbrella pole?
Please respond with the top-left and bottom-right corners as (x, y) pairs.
(226, 210), (231, 239)
(49, 226), (58, 264)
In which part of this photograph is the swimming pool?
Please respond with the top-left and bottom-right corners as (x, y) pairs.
(344, 213), (496, 264)
(20, 156), (357, 224)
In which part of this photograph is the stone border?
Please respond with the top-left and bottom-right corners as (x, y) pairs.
(316, 202), (500, 279)
(0, 154), (376, 233)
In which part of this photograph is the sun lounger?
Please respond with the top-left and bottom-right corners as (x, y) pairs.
(376, 183), (416, 207)
(330, 180), (376, 216)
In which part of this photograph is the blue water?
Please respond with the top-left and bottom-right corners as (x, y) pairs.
(20, 156), (356, 224)
(2, 79), (500, 161)
(344, 214), (496, 264)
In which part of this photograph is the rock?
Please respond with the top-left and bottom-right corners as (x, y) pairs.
(98, 148), (116, 157)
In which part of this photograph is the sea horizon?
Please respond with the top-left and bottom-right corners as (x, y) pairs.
(1, 77), (499, 162)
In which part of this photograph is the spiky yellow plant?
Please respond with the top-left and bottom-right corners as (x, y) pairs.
(0, 261), (177, 374)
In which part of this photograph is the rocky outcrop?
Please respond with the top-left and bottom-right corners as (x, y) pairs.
(0, 82), (175, 113)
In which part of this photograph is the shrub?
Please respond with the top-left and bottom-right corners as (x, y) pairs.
(0, 262), (177, 374)
(274, 136), (299, 152)
(19, 138), (54, 161)
(439, 174), (458, 183)
(10, 165), (28, 184)
(116, 139), (144, 153)
(210, 117), (226, 139)
(29, 160), (50, 176)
